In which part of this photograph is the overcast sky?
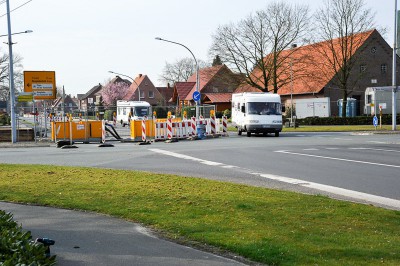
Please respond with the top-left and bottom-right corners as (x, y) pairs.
(1, 0), (395, 96)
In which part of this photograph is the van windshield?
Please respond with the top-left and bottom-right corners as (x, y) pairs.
(247, 102), (281, 115)
(133, 107), (150, 117)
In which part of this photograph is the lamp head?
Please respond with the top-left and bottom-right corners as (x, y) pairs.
(155, 37), (162, 40)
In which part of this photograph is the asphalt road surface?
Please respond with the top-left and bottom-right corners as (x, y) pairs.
(1, 131), (399, 209)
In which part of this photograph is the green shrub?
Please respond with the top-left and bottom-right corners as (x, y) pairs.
(223, 109), (231, 119)
(0, 210), (56, 265)
(298, 115), (400, 126)
(0, 114), (10, 125)
(104, 110), (115, 121)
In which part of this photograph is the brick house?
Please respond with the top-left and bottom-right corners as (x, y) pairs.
(123, 74), (164, 106)
(236, 29), (400, 117)
(171, 64), (243, 112)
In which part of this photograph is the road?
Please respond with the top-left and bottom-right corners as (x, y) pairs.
(1, 131), (399, 210)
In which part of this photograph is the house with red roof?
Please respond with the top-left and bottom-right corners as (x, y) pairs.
(123, 74), (164, 106)
(171, 64), (243, 112)
(236, 29), (399, 116)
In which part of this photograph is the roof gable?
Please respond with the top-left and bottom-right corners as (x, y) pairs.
(171, 82), (196, 102)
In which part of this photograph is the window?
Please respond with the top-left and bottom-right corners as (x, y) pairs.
(360, 65), (367, 73)
(148, 91), (154, 98)
(381, 64), (387, 74)
(140, 91), (145, 99)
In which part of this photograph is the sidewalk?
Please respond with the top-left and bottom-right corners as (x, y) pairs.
(0, 202), (247, 266)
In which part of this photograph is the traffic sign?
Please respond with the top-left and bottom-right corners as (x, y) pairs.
(24, 71), (56, 100)
(373, 116), (378, 127)
(192, 91), (201, 102)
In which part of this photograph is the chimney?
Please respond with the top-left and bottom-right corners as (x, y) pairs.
(167, 83), (170, 89)
(138, 74), (142, 78)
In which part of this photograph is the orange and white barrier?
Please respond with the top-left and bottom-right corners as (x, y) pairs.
(153, 117), (225, 141)
(142, 119), (147, 142)
(222, 116), (228, 136)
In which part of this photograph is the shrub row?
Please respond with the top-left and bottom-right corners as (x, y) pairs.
(0, 210), (56, 265)
(296, 115), (400, 126)
(0, 114), (10, 126)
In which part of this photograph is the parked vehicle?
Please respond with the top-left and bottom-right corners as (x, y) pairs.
(364, 87), (400, 116)
(231, 92), (283, 137)
(116, 100), (151, 127)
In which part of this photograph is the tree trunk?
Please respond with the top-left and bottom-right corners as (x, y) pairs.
(341, 90), (348, 118)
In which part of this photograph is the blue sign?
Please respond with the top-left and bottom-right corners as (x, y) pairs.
(373, 116), (378, 127)
(192, 91), (201, 102)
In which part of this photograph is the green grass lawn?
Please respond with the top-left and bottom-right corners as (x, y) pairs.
(1, 164), (399, 265)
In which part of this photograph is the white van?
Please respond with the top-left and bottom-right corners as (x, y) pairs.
(231, 92), (283, 137)
(116, 100), (152, 126)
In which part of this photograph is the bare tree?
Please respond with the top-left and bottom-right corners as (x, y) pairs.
(0, 51), (24, 101)
(158, 57), (208, 85)
(314, 0), (375, 117)
(209, 1), (309, 93)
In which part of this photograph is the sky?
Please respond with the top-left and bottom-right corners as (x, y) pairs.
(0, 0), (395, 97)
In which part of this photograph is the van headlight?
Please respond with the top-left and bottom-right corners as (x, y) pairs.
(272, 120), (282, 124)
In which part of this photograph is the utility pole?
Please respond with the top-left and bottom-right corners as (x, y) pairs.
(6, 0), (16, 143)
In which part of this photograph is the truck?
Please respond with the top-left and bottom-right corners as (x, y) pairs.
(294, 97), (331, 118)
(231, 92), (283, 137)
(116, 100), (152, 127)
(364, 87), (400, 116)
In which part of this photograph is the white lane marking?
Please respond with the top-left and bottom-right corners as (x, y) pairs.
(325, 148), (339, 150)
(303, 148), (319, 151)
(349, 147), (400, 153)
(150, 148), (400, 209)
(149, 148), (224, 166)
(274, 150), (400, 168)
(367, 141), (387, 144)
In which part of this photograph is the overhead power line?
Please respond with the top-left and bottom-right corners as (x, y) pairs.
(0, 0), (33, 18)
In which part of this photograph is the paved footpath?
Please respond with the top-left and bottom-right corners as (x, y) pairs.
(0, 202), (247, 266)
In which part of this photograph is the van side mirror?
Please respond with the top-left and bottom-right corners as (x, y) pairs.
(281, 105), (286, 113)
(241, 105), (245, 113)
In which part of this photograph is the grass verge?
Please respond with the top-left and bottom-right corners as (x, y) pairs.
(0, 164), (399, 265)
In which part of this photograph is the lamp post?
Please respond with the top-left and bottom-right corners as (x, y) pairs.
(108, 71), (141, 101)
(392, 0), (398, 131)
(290, 44), (297, 126)
(5, 0), (33, 143)
(155, 37), (200, 118)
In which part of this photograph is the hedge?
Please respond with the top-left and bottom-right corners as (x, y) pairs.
(297, 115), (400, 126)
(0, 210), (56, 265)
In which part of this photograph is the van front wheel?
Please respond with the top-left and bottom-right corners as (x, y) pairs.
(238, 128), (242, 136)
(275, 132), (279, 137)
(247, 132), (251, 137)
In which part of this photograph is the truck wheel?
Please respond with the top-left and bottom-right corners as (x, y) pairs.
(247, 132), (251, 137)
(275, 132), (279, 137)
(238, 128), (242, 135)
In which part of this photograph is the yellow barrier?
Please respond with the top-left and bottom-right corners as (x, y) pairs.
(51, 120), (103, 143)
(130, 120), (155, 141)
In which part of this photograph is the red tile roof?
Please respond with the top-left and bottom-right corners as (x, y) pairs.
(172, 82), (196, 102)
(237, 30), (376, 95)
(202, 93), (232, 103)
(123, 74), (147, 100)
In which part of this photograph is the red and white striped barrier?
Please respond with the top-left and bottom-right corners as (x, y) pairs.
(210, 115), (216, 135)
(142, 119), (147, 142)
(167, 118), (173, 139)
(191, 117), (196, 136)
(222, 116), (228, 136)
(113, 114), (117, 127)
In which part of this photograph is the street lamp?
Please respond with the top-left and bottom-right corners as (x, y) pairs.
(108, 71), (141, 101)
(290, 44), (297, 126)
(4, 0), (33, 143)
(392, 0), (397, 131)
(155, 37), (200, 118)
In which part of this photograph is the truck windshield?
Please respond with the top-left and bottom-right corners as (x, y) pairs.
(247, 102), (281, 115)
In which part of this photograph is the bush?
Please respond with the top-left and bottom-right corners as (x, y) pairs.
(223, 109), (231, 119)
(104, 110), (115, 121)
(0, 210), (56, 265)
(298, 115), (400, 126)
(0, 114), (10, 125)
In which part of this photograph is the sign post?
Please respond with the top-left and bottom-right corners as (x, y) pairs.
(373, 115), (378, 130)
